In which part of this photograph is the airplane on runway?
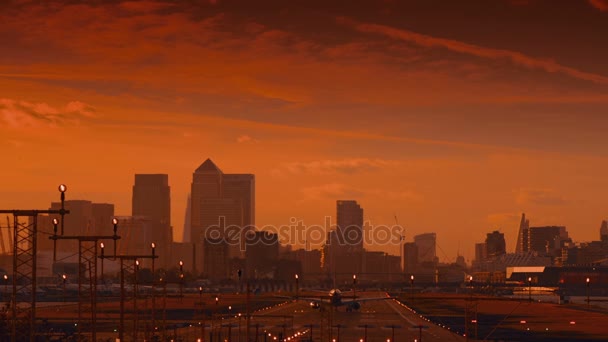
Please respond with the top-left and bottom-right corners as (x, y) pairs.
(279, 288), (392, 312)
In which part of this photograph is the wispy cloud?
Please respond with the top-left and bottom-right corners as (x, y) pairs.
(515, 188), (568, 206)
(0, 98), (96, 128)
(338, 17), (608, 85)
(589, 0), (608, 11)
(300, 182), (420, 202)
(300, 183), (365, 200)
(236, 135), (259, 143)
(280, 158), (400, 175)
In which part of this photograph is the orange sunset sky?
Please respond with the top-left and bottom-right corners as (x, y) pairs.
(1, 0), (608, 262)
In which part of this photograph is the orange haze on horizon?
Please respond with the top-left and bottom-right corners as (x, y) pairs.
(1, 0), (608, 263)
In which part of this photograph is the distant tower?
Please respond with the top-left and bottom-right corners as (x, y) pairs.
(182, 193), (191, 242)
(515, 213), (529, 253)
(336, 200), (364, 252)
(600, 220), (608, 243)
(414, 233), (437, 264)
(190, 158), (255, 275)
(485, 230), (506, 258)
(132, 174), (172, 267)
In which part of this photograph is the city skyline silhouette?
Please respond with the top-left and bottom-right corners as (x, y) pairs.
(2, 0), (608, 263)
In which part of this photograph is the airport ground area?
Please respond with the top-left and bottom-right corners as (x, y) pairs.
(2, 288), (608, 341)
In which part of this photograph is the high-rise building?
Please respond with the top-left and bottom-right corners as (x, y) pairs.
(132, 174), (170, 228)
(92, 203), (115, 236)
(485, 230), (506, 258)
(403, 242), (418, 274)
(245, 231), (279, 279)
(49, 200), (94, 251)
(600, 220), (608, 243)
(326, 200), (364, 282)
(132, 174), (172, 268)
(515, 213), (529, 253)
(474, 242), (487, 263)
(528, 226), (568, 255)
(414, 233), (437, 264)
(336, 200), (364, 253)
(190, 159), (255, 273)
(203, 237), (229, 280)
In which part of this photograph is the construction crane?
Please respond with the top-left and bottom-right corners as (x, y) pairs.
(394, 214), (405, 272)
(0, 216), (6, 254)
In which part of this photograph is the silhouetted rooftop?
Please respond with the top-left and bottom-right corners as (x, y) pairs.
(195, 158), (223, 173)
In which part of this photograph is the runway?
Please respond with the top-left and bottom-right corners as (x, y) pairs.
(241, 291), (466, 342)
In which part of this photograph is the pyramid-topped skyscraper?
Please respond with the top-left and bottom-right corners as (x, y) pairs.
(189, 158), (255, 276)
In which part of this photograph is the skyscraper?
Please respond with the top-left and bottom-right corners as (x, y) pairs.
(45, 200), (115, 253)
(485, 230), (506, 258)
(528, 226), (568, 255)
(132, 174), (172, 267)
(326, 200), (364, 282)
(403, 242), (418, 274)
(515, 213), (529, 253)
(600, 220), (608, 243)
(190, 159), (255, 274)
(414, 233), (437, 265)
(474, 242), (487, 263)
(336, 200), (364, 252)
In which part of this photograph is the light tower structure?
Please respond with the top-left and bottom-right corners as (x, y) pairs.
(0, 185), (71, 342)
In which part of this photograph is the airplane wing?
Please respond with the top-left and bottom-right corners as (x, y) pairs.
(341, 294), (393, 304)
(274, 295), (331, 303)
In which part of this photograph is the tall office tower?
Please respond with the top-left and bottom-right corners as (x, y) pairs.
(485, 230), (506, 258)
(183, 193), (191, 242)
(245, 231), (279, 279)
(132, 174), (172, 267)
(600, 220), (608, 243)
(325, 200), (364, 282)
(414, 233), (437, 264)
(190, 159), (255, 273)
(50, 200), (94, 251)
(515, 213), (530, 253)
(403, 242), (419, 274)
(92, 203), (115, 236)
(336, 200), (364, 252)
(528, 226), (568, 255)
(474, 242), (487, 263)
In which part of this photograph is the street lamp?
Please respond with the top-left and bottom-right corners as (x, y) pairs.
(179, 260), (184, 300)
(100, 243), (105, 281)
(199, 286), (205, 340)
(410, 275), (414, 303)
(112, 218), (119, 257)
(3, 274), (8, 299)
(52, 218), (59, 260)
(586, 277), (590, 309)
(295, 274), (299, 300)
(353, 274), (357, 300)
(528, 277), (532, 302)
(214, 296), (219, 340)
(62, 274), (67, 302)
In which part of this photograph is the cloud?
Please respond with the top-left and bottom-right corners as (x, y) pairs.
(487, 212), (522, 226)
(300, 182), (419, 202)
(589, 0), (608, 11)
(0, 98), (96, 128)
(515, 188), (568, 206)
(280, 158), (400, 175)
(236, 135), (259, 143)
(300, 183), (365, 200)
(338, 17), (608, 85)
